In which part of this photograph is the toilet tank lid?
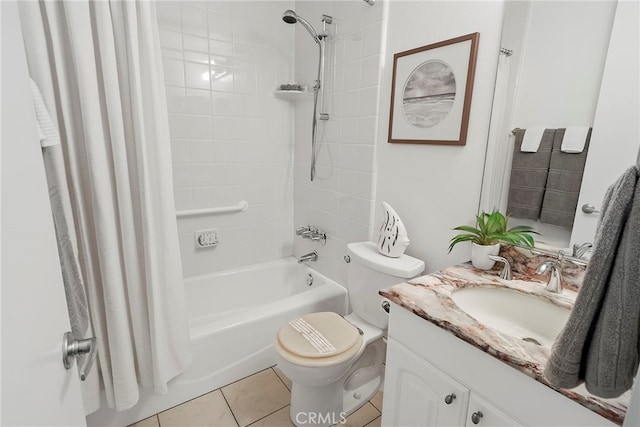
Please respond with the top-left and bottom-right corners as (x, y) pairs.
(347, 242), (425, 279)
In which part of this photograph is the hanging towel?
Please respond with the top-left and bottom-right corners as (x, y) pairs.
(520, 127), (546, 152)
(560, 126), (591, 153)
(545, 163), (640, 398)
(29, 79), (61, 147)
(539, 128), (592, 228)
(506, 128), (555, 220)
(31, 79), (89, 339)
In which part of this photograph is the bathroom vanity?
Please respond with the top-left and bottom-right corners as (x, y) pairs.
(380, 262), (629, 426)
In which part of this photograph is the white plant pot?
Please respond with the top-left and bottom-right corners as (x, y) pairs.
(471, 243), (500, 270)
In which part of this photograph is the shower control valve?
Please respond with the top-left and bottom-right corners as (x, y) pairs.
(296, 226), (326, 245)
(296, 226), (311, 236)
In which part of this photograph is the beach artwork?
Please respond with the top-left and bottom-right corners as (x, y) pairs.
(402, 60), (456, 128)
(388, 32), (479, 145)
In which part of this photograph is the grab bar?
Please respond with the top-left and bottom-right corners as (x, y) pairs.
(176, 200), (248, 218)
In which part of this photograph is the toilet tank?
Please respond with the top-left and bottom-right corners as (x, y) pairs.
(347, 242), (425, 329)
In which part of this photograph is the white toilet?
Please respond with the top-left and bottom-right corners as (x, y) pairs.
(275, 241), (424, 426)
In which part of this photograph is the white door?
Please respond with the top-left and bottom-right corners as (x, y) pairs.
(570, 0), (640, 247)
(381, 338), (470, 427)
(1, 1), (87, 425)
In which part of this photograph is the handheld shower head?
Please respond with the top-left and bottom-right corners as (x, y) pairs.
(282, 10), (298, 24)
(282, 9), (320, 44)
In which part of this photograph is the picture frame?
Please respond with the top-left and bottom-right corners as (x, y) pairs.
(388, 32), (480, 145)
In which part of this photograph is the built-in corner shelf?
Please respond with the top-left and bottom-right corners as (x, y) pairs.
(274, 86), (308, 101)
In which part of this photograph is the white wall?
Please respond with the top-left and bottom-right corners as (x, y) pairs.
(156, 1), (296, 276)
(513, 1), (616, 127)
(293, 0), (385, 284)
(375, 1), (506, 273)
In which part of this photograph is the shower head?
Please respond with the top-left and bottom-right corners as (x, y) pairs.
(282, 10), (298, 24)
(282, 9), (320, 44)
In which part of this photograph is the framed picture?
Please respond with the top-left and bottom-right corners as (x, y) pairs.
(388, 32), (480, 145)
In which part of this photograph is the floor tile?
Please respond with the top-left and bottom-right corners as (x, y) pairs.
(364, 416), (381, 427)
(342, 402), (380, 427)
(272, 365), (292, 390)
(247, 406), (294, 427)
(222, 368), (291, 427)
(158, 389), (238, 427)
(369, 391), (383, 412)
(129, 415), (159, 427)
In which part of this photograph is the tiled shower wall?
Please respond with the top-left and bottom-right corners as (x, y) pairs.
(293, 1), (385, 284)
(156, 1), (296, 276)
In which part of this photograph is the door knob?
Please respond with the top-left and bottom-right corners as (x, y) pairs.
(62, 331), (96, 381)
(444, 393), (456, 404)
(581, 203), (600, 214)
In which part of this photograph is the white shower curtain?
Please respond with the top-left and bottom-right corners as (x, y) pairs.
(18, 0), (191, 413)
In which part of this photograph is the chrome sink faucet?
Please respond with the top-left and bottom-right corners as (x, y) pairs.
(535, 259), (563, 293)
(298, 251), (318, 263)
(572, 242), (593, 259)
(488, 255), (512, 280)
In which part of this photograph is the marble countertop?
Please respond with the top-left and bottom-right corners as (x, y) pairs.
(380, 256), (630, 425)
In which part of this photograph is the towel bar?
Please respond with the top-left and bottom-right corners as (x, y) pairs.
(176, 200), (248, 218)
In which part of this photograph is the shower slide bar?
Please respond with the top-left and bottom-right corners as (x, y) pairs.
(176, 200), (249, 218)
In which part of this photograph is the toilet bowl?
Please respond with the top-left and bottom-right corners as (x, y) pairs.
(275, 242), (424, 427)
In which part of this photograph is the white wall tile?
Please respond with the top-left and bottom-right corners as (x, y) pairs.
(183, 34), (209, 53)
(210, 69), (234, 92)
(159, 29), (183, 51)
(185, 61), (210, 90)
(360, 55), (382, 88)
(171, 141), (191, 164)
(208, 11), (233, 42)
(343, 61), (362, 91)
(362, 24), (382, 58)
(163, 58), (185, 87)
(168, 114), (191, 139)
(156, 1), (181, 32)
(181, 6), (208, 37)
(161, 0), (296, 277)
(186, 89), (212, 115)
(166, 87), (187, 113)
(293, 0), (383, 284)
(344, 31), (364, 63)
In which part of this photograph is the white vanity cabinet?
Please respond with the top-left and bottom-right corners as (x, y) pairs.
(382, 337), (519, 427)
(382, 337), (470, 426)
(382, 302), (617, 427)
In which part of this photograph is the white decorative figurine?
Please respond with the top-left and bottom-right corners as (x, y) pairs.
(377, 202), (410, 257)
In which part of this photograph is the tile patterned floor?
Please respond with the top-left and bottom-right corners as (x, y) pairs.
(131, 366), (383, 427)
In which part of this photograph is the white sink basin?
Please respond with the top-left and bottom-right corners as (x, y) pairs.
(450, 286), (570, 347)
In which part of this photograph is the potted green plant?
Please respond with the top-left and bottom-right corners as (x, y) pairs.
(448, 210), (537, 270)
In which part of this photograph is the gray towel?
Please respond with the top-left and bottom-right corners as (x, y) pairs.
(506, 128), (555, 220)
(545, 165), (640, 398)
(43, 147), (90, 339)
(32, 78), (89, 339)
(539, 128), (592, 228)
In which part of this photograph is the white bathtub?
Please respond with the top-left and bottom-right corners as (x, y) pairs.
(87, 258), (347, 426)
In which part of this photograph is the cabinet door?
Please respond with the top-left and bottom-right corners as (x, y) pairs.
(465, 393), (521, 426)
(382, 338), (470, 427)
